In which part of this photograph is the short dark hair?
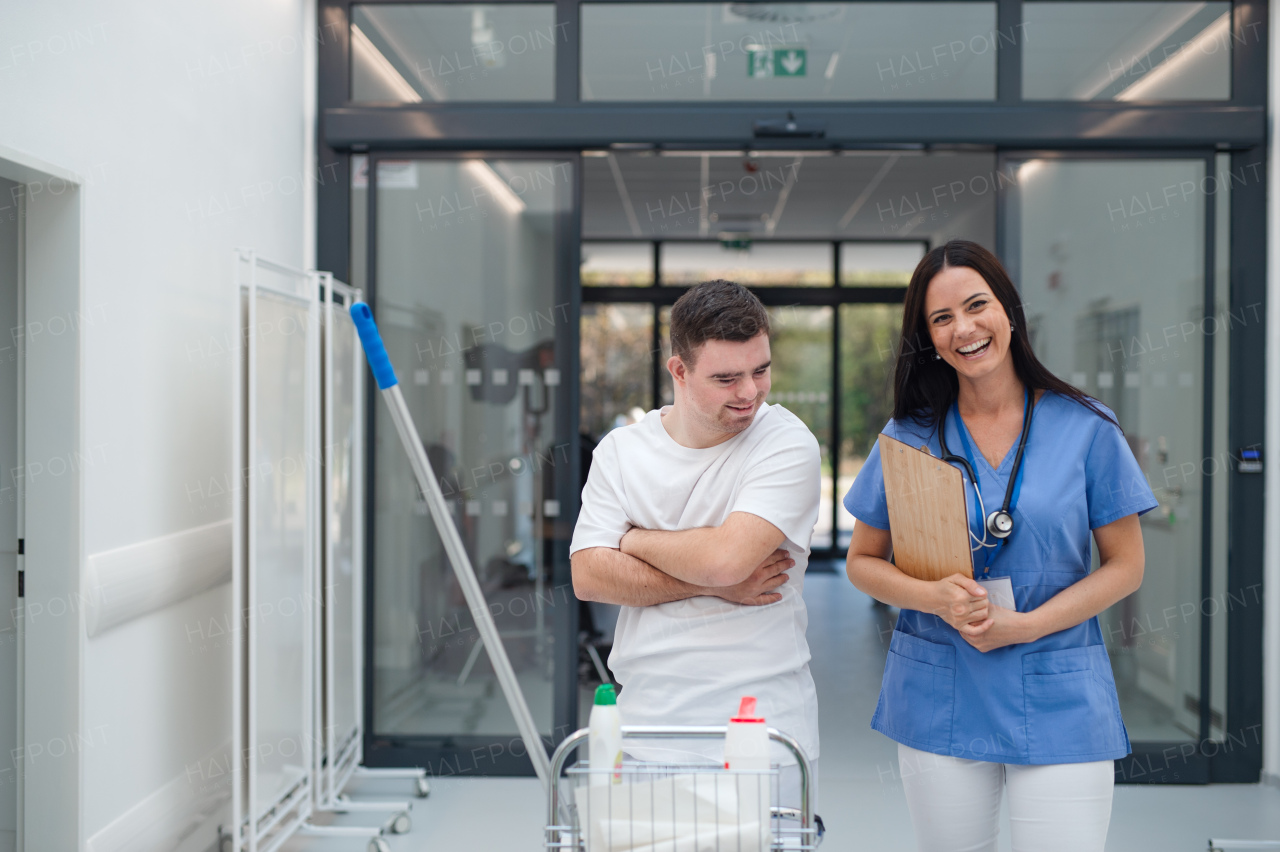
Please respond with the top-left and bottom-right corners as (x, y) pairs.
(669, 279), (770, 368)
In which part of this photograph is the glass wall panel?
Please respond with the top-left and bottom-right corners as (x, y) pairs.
(768, 307), (833, 548)
(582, 2), (997, 101)
(582, 241), (653, 287)
(1008, 157), (1207, 742)
(1023, 2), (1231, 101)
(352, 4), (558, 102)
(661, 241), (833, 286)
(581, 304), (654, 440)
(1209, 152), (1231, 740)
(840, 241), (927, 286)
(250, 290), (311, 819)
(372, 157), (572, 740)
(837, 303), (903, 547)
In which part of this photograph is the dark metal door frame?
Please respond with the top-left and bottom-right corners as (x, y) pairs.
(318, 0), (1268, 783)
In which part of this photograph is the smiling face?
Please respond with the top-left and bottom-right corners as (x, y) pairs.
(669, 333), (771, 439)
(924, 264), (1015, 384)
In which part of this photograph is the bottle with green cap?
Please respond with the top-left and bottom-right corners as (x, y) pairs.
(588, 683), (622, 786)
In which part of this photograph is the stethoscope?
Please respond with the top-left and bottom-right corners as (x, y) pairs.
(937, 388), (1035, 565)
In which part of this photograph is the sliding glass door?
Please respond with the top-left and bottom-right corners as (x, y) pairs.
(360, 153), (580, 774)
(1001, 153), (1237, 781)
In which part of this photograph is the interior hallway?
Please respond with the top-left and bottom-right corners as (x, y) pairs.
(286, 571), (1280, 852)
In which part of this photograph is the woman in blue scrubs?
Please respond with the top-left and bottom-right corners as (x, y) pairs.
(844, 240), (1156, 852)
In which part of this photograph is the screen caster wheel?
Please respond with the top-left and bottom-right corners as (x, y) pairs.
(390, 812), (412, 834)
(367, 838), (391, 852)
(415, 777), (431, 798)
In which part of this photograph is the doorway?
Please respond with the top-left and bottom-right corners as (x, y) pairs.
(0, 176), (19, 852)
(579, 149), (1000, 558)
(575, 146), (1248, 782)
(0, 148), (84, 850)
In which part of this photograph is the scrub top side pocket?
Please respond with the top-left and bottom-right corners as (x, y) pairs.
(1022, 645), (1129, 762)
(874, 631), (957, 751)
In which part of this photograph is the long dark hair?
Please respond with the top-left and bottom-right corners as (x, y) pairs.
(892, 240), (1116, 429)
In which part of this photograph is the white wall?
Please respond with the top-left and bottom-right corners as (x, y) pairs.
(0, 0), (313, 846)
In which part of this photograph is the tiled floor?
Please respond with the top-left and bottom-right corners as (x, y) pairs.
(286, 572), (1280, 852)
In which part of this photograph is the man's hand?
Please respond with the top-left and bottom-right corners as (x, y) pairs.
(709, 548), (793, 606)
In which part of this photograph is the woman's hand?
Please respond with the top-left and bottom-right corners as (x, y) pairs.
(959, 604), (1040, 652)
(927, 574), (990, 633)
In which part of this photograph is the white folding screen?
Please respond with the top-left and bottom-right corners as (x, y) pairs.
(317, 274), (366, 806)
(233, 251), (319, 852)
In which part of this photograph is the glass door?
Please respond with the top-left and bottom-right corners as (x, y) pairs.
(363, 153), (579, 774)
(1001, 153), (1230, 782)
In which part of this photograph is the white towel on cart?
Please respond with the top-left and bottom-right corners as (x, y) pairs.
(574, 772), (771, 852)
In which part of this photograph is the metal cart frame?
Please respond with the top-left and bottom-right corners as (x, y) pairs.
(546, 725), (821, 851)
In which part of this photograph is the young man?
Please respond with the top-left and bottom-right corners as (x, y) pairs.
(570, 279), (822, 805)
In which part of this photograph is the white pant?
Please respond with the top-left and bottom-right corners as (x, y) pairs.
(898, 744), (1113, 852)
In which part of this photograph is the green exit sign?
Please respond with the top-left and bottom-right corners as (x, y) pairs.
(748, 47), (807, 78)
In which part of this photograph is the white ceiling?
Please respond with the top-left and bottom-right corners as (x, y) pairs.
(582, 149), (998, 246)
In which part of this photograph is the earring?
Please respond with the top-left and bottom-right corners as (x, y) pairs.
(932, 353), (941, 360)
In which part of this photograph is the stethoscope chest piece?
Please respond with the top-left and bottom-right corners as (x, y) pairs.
(986, 509), (1014, 539)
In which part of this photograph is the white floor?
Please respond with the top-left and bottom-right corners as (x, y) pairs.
(285, 572), (1280, 852)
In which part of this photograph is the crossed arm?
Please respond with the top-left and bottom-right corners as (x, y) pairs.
(571, 512), (794, 607)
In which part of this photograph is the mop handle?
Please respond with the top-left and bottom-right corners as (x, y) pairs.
(349, 303), (551, 786)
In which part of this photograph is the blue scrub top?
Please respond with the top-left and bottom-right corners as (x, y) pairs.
(843, 391), (1158, 765)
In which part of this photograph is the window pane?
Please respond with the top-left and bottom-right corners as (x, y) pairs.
(581, 304), (654, 440)
(767, 307), (833, 548)
(1209, 151), (1231, 741)
(1008, 158), (1207, 742)
(841, 241), (927, 286)
(837, 303), (903, 547)
(352, 4), (558, 102)
(1023, 2), (1231, 101)
(659, 306), (674, 406)
(371, 158), (573, 740)
(661, 242), (833, 287)
(582, 241), (653, 287)
(582, 2), (997, 101)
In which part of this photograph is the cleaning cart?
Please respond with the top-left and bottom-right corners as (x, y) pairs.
(545, 725), (822, 852)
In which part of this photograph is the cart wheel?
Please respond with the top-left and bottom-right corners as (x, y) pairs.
(415, 777), (431, 798)
(220, 834), (233, 852)
(367, 838), (391, 852)
(390, 812), (412, 834)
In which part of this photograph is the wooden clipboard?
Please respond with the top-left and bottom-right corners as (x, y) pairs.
(877, 433), (973, 581)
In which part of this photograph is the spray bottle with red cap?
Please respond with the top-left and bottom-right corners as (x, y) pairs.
(724, 696), (772, 839)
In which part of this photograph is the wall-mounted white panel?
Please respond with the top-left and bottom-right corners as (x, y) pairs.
(84, 520), (232, 638)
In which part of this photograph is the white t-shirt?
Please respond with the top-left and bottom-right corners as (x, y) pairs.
(570, 402), (822, 763)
